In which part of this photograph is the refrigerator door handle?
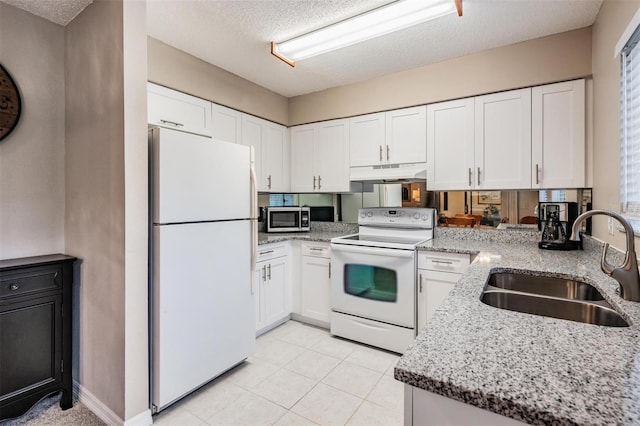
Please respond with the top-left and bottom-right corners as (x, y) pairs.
(250, 147), (258, 295)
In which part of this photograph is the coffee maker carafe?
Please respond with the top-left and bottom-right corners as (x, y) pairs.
(538, 202), (580, 250)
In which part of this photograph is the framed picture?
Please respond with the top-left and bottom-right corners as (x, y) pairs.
(477, 191), (501, 204)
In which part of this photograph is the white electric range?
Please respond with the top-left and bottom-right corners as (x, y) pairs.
(330, 207), (436, 353)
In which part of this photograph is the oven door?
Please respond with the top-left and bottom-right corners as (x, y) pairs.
(330, 243), (415, 328)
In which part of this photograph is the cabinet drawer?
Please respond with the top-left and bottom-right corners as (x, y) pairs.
(257, 244), (287, 262)
(1, 267), (61, 299)
(418, 252), (470, 273)
(301, 242), (330, 258)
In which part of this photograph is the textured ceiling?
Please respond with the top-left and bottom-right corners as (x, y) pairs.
(147, 0), (603, 97)
(2, 0), (603, 98)
(1, 0), (93, 26)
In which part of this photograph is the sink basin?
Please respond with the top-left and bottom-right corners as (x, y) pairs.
(480, 271), (629, 327)
(487, 272), (605, 301)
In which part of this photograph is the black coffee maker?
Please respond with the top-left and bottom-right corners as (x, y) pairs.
(538, 202), (580, 250)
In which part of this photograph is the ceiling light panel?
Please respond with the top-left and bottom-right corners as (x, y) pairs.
(273, 0), (457, 65)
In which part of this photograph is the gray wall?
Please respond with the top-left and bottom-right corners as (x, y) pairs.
(0, 4), (65, 259)
(591, 0), (640, 247)
(65, 0), (148, 421)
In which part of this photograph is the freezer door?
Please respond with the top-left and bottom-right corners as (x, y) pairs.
(152, 220), (254, 410)
(151, 127), (251, 223)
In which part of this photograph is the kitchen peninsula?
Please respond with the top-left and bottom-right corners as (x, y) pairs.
(396, 229), (640, 425)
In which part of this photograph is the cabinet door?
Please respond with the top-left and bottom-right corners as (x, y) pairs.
(264, 122), (290, 192)
(385, 106), (427, 164)
(417, 270), (458, 333)
(212, 103), (242, 144)
(316, 119), (350, 192)
(264, 257), (289, 326)
(300, 256), (331, 323)
(427, 99), (475, 190)
(290, 124), (317, 192)
(254, 262), (266, 332)
(475, 88), (532, 189)
(532, 79), (586, 189)
(0, 294), (62, 403)
(349, 112), (385, 167)
(241, 114), (265, 190)
(147, 82), (212, 137)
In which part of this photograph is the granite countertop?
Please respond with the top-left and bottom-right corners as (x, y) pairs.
(258, 230), (353, 245)
(396, 231), (640, 425)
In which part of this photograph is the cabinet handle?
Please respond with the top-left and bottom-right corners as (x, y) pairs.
(313, 176), (317, 190)
(468, 168), (472, 186)
(535, 164), (540, 185)
(419, 274), (423, 293)
(318, 176), (322, 190)
(159, 119), (184, 128)
(268, 175), (272, 189)
(262, 265), (266, 281)
(329, 262), (331, 279)
(432, 260), (453, 265)
(9, 283), (19, 291)
(386, 145), (390, 161)
(267, 264), (271, 280)
(259, 250), (274, 256)
(477, 167), (481, 186)
(379, 145), (383, 161)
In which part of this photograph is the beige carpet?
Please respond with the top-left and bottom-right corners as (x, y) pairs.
(1, 393), (104, 426)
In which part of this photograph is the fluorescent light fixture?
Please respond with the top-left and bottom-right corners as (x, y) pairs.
(271, 0), (461, 67)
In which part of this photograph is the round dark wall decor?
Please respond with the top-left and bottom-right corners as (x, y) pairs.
(0, 64), (22, 141)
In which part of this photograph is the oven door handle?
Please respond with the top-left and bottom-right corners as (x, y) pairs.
(330, 244), (415, 258)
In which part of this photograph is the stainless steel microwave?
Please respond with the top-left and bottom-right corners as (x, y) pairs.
(266, 206), (310, 233)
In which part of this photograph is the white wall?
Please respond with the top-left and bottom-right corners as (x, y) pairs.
(0, 3), (65, 259)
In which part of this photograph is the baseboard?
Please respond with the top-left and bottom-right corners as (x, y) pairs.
(73, 381), (152, 426)
(290, 313), (330, 330)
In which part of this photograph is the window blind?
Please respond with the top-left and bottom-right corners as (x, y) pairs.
(621, 24), (640, 216)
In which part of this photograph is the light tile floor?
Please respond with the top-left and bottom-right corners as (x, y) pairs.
(153, 320), (404, 426)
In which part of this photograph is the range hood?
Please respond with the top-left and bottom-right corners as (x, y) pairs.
(350, 162), (427, 184)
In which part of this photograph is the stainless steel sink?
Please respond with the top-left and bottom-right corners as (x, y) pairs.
(480, 271), (629, 327)
(487, 272), (605, 301)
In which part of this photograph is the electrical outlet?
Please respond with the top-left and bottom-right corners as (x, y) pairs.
(608, 217), (615, 235)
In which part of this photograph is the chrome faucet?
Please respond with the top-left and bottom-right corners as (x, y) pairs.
(570, 209), (640, 302)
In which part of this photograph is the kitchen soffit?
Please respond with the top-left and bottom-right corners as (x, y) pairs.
(2, 0), (603, 98)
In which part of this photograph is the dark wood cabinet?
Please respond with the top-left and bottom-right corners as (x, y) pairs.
(0, 254), (77, 421)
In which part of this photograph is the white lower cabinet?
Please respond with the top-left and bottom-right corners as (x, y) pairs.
(405, 385), (525, 425)
(417, 252), (471, 333)
(254, 243), (290, 335)
(300, 242), (331, 326)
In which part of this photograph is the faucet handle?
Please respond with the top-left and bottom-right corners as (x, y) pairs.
(600, 242), (616, 275)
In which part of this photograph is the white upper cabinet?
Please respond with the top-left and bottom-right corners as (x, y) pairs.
(264, 121), (290, 192)
(211, 103), (242, 144)
(474, 88), (532, 189)
(147, 82), (212, 137)
(349, 113), (386, 167)
(427, 98), (475, 190)
(241, 113), (289, 192)
(532, 79), (586, 188)
(290, 124), (316, 192)
(290, 119), (350, 192)
(386, 106), (427, 164)
(349, 106), (426, 168)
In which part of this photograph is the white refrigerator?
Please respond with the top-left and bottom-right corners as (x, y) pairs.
(150, 126), (257, 412)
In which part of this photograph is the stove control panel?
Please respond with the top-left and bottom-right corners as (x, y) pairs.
(357, 207), (435, 228)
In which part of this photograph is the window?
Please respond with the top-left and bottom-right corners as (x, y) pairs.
(621, 24), (640, 218)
